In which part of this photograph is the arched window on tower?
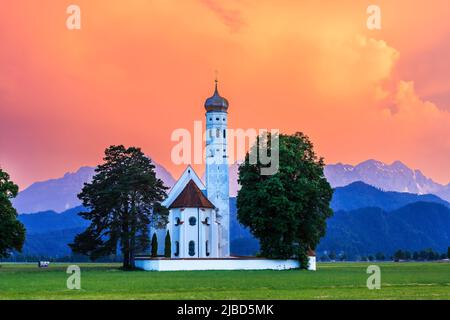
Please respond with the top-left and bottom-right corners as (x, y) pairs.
(206, 241), (210, 257)
(216, 128), (220, 138)
(223, 129), (226, 138)
(189, 241), (196, 257)
(174, 241), (180, 257)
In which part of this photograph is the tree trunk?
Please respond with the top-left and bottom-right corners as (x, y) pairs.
(123, 250), (130, 269)
(130, 247), (135, 269)
(122, 210), (131, 270)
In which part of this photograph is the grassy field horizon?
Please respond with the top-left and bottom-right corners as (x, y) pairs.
(0, 262), (449, 300)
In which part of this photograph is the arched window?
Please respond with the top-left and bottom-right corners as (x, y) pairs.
(202, 217), (210, 226)
(174, 241), (180, 257)
(206, 241), (210, 257)
(189, 216), (197, 226)
(223, 129), (226, 138)
(216, 129), (220, 138)
(189, 241), (195, 257)
(175, 217), (181, 226)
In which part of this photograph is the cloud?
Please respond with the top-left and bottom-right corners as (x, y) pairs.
(2, 0), (450, 187)
(382, 80), (450, 144)
(199, 0), (246, 32)
(311, 35), (400, 98)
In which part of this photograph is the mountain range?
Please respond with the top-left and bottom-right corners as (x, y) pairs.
(325, 159), (450, 202)
(15, 184), (450, 258)
(9, 159), (450, 260)
(317, 202), (450, 257)
(13, 159), (450, 214)
(13, 162), (176, 214)
(330, 181), (450, 212)
(232, 182), (450, 257)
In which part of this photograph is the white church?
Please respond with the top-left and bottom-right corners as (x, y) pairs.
(135, 81), (316, 271)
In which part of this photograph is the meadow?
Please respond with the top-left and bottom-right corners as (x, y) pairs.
(0, 262), (449, 300)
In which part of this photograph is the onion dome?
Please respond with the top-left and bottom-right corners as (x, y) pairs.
(204, 80), (229, 112)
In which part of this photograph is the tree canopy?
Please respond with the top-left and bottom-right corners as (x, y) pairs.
(69, 145), (169, 269)
(0, 168), (26, 258)
(237, 132), (333, 268)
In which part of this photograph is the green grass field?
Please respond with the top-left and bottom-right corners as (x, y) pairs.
(0, 262), (449, 300)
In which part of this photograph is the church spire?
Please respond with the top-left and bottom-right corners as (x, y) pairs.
(205, 75), (229, 112)
(214, 70), (220, 95)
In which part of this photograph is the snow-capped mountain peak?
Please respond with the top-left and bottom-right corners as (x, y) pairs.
(324, 160), (450, 202)
(13, 161), (176, 214)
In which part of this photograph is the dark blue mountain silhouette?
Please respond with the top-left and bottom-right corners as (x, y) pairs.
(317, 202), (450, 257)
(15, 182), (450, 258)
(331, 181), (449, 212)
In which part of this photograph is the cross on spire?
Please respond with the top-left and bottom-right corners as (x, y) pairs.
(214, 70), (219, 93)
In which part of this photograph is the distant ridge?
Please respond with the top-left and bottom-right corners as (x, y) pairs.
(325, 159), (450, 202)
(15, 159), (450, 214)
(15, 184), (450, 258)
(14, 161), (176, 214)
(317, 201), (450, 257)
(331, 181), (450, 212)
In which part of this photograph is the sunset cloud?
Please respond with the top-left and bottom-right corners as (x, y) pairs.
(199, 0), (246, 32)
(1, 0), (450, 188)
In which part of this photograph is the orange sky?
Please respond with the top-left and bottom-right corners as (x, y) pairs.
(1, 0), (450, 189)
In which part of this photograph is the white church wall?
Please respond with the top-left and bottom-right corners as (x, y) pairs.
(135, 256), (316, 271)
(135, 258), (311, 271)
(156, 228), (166, 256)
(308, 256), (317, 271)
(182, 208), (198, 258)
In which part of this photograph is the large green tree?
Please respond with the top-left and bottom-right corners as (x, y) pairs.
(237, 132), (333, 268)
(70, 145), (169, 269)
(0, 168), (26, 258)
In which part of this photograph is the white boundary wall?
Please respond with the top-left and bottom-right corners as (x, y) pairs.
(135, 257), (316, 271)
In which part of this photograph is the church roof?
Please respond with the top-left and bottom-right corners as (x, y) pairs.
(169, 179), (215, 209)
(162, 166), (205, 208)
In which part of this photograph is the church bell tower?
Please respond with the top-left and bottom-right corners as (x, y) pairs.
(204, 80), (230, 257)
